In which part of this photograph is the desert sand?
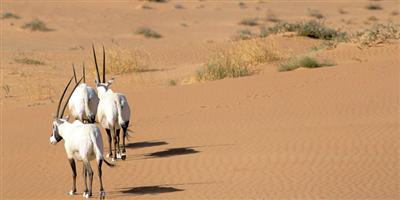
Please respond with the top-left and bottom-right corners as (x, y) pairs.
(1, 0), (399, 199)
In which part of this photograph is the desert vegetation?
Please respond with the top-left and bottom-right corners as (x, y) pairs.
(308, 9), (324, 19)
(260, 20), (347, 41)
(104, 47), (151, 75)
(278, 56), (335, 72)
(14, 57), (45, 65)
(136, 27), (162, 38)
(196, 39), (281, 81)
(353, 23), (400, 47)
(1, 12), (21, 19)
(239, 18), (259, 26)
(21, 19), (53, 31)
(366, 3), (382, 10)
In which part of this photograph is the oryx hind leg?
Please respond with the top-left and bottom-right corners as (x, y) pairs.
(68, 159), (77, 195)
(105, 128), (112, 158)
(121, 121), (130, 160)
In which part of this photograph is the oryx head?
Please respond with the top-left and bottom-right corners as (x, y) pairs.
(50, 76), (82, 145)
(92, 45), (114, 97)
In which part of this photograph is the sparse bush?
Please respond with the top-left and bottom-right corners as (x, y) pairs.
(296, 20), (347, 41)
(234, 29), (254, 40)
(260, 20), (347, 41)
(338, 8), (348, 14)
(105, 47), (151, 74)
(136, 27), (162, 38)
(147, 0), (167, 2)
(14, 57), (45, 65)
(265, 13), (281, 23)
(238, 2), (246, 9)
(168, 79), (177, 86)
(368, 16), (379, 21)
(390, 10), (399, 16)
(239, 18), (259, 26)
(278, 56), (334, 72)
(174, 4), (184, 9)
(21, 19), (52, 32)
(366, 3), (382, 10)
(308, 9), (324, 19)
(196, 39), (281, 81)
(1, 12), (20, 19)
(354, 23), (400, 47)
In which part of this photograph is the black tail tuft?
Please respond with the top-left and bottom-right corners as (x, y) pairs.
(103, 158), (115, 167)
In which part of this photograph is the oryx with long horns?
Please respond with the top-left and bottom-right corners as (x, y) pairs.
(92, 45), (131, 161)
(68, 63), (99, 123)
(50, 76), (114, 199)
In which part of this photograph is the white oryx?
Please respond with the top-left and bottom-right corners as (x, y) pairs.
(49, 76), (114, 199)
(68, 63), (99, 123)
(92, 45), (131, 161)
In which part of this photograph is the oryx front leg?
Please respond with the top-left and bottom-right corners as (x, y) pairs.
(83, 161), (93, 198)
(68, 159), (77, 195)
(97, 159), (106, 199)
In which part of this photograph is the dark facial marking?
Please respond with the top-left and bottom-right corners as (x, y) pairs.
(53, 124), (63, 142)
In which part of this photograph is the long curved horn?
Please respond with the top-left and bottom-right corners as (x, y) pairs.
(60, 77), (84, 118)
(82, 62), (86, 83)
(102, 45), (106, 83)
(92, 44), (101, 83)
(56, 77), (73, 118)
(72, 63), (77, 84)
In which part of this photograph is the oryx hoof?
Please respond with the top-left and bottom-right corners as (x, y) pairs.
(68, 190), (76, 195)
(83, 191), (92, 198)
(116, 153), (122, 159)
(121, 154), (126, 160)
(106, 153), (112, 158)
(99, 191), (106, 199)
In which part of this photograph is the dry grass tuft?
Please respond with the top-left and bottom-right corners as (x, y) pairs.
(196, 39), (281, 81)
(105, 47), (151, 75)
(14, 57), (45, 65)
(278, 56), (335, 72)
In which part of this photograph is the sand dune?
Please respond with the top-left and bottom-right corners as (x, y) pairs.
(1, 0), (399, 199)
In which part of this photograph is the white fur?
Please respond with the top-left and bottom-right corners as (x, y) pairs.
(68, 83), (99, 123)
(51, 120), (104, 162)
(96, 87), (130, 130)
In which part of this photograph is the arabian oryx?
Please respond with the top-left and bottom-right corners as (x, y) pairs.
(68, 63), (99, 123)
(92, 45), (131, 161)
(49, 76), (114, 199)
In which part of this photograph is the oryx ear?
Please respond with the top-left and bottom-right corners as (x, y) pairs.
(64, 115), (70, 121)
(106, 78), (114, 86)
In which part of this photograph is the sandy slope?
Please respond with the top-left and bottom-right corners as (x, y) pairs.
(1, 0), (400, 199)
